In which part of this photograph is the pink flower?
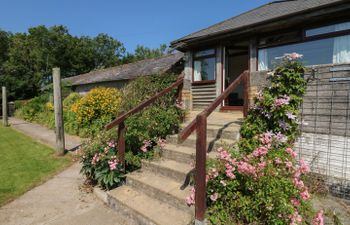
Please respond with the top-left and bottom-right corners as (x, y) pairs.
(275, 158), (282, 164)
(289, 211), (302, 225)
(108, 158), (119, 171)
(293, 178), (305, 190)
(299, 160), (310, 174)
(252, 146), (269, 157)
(274, 95), (290, 108)
(107, 141), (116, 148)
(285, 52), (303, 61)
(286, 148), (297, 158)
(185, 187), (195, 206)
(290, 198), (300, 207)
(225, 169), (236, 179)
(237, 161), (256, 176)
(312, 210), (324, 225)
(140, 140), (152, 152)
(259, 132), (273, 145)
(300, 189), (310, 201)
(286, 112), (297, 120)
(217, 148), (231, 161)
(285, 161), (293, 169)
(91, 153), (100, 165)
(210, 193), (219, 202)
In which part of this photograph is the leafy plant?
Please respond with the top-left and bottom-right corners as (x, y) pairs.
(187, 53), (325, 225)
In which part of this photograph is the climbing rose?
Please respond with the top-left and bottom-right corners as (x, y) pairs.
(107, 140), (116, 148)
(300, 189), (310, 200)
(237, 161), (256, 176)
(289, 211), (303, 225)
(290, 198), (300, 207)
(299, 160), (310, 174)
(312, 210), (324, 225)
(286, 148), (297, 158)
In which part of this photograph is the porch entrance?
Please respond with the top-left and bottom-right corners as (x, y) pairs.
(222, 47), (249, 111)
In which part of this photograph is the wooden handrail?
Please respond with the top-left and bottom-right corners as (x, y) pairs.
(178, 70), (249, 223)
(178, 70), (249, 142)
(103, 75), (184, 172)
(105, 76), (184, 130)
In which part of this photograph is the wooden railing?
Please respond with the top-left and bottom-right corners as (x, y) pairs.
(178, 70), (249, 222)
(104, 76), (184, 170)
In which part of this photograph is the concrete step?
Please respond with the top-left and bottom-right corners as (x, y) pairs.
(108, 186), (193, 225)
(142, 159), (192, 183)
(162, 144), (195, 164)
(180, 124), (241, 139)
(162, 143), (217, 164)
(126, 170), (193, 213)
(167, 134), (237, 152)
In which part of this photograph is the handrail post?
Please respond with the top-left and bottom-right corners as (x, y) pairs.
(243, 72), (250, 117)
(195, 113), (207, 223)
(177, 81), (183, 103)
(117, 121), (126, 172)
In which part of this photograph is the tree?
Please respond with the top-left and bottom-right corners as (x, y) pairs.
(122, 44), (172, 64)
(0, 25), (126, 100)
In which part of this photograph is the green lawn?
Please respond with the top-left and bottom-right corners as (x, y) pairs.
(0, 124), (72, 206)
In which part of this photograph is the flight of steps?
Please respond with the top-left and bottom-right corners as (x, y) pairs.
(102, 111), (243, 225)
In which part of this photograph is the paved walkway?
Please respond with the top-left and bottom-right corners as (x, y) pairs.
(0, 118), (130, 225)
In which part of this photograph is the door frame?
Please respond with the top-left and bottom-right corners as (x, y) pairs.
(220, 46), (248, 112)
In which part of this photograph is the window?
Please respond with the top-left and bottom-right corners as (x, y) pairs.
(193, 49), (216, 82)
(258, 34), (350, 70)
(306, 22), (350, 37)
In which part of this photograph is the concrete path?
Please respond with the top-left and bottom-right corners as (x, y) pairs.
(9, 117), (82, 151)
(0, 118), (130, 225)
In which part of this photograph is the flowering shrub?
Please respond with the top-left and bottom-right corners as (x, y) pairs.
(187, 53), (325, 224)
(71, 87), (121, 124)
(79, 131), (128, 189)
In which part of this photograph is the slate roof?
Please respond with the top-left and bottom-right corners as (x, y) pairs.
(171, 0), (347, 47)
(64, 53), (184, 86)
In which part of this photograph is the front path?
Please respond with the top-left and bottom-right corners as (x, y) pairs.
(0, 118), (130, 225)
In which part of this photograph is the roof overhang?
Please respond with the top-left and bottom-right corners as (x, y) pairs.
(171, 1), (350, 51)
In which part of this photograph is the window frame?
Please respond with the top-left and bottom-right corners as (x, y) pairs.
(256, 20), (350, 71)
(192, 48), (217, 85)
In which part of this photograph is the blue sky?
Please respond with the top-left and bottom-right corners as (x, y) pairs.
(0, 0), (271, 52)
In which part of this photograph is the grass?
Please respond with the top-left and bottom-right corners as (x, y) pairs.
(0, 124), (72, 206)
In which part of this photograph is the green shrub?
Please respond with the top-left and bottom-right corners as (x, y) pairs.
(185, 54), (324, 225)
(63, 92), (81, 110)
(14, 94), (50, 121)
(120, 73), (185, 155)
(79, 73), (185, 189)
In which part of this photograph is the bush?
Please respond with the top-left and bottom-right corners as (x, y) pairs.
(120, 73), (185, 155)
(186, 53), (324, 225)
(71, 87), (121, 124)
(79, 73), (185, 189)
(14, 94), (50, 121)
(63, 92), (81, 110)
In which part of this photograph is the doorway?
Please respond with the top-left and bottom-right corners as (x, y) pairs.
(222, 48), (249, 110)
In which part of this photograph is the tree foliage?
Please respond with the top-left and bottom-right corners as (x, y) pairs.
(0, 25), (125, 100)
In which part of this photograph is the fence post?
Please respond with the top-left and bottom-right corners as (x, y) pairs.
(2, 86), (8, 126)
(53, 68), (65, 155)
(117, 121), (126, 172)
(195, 113), (207, 224)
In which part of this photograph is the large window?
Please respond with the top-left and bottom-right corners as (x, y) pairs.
(258, 22), (350, 71)
(193, 49), (216, 82)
